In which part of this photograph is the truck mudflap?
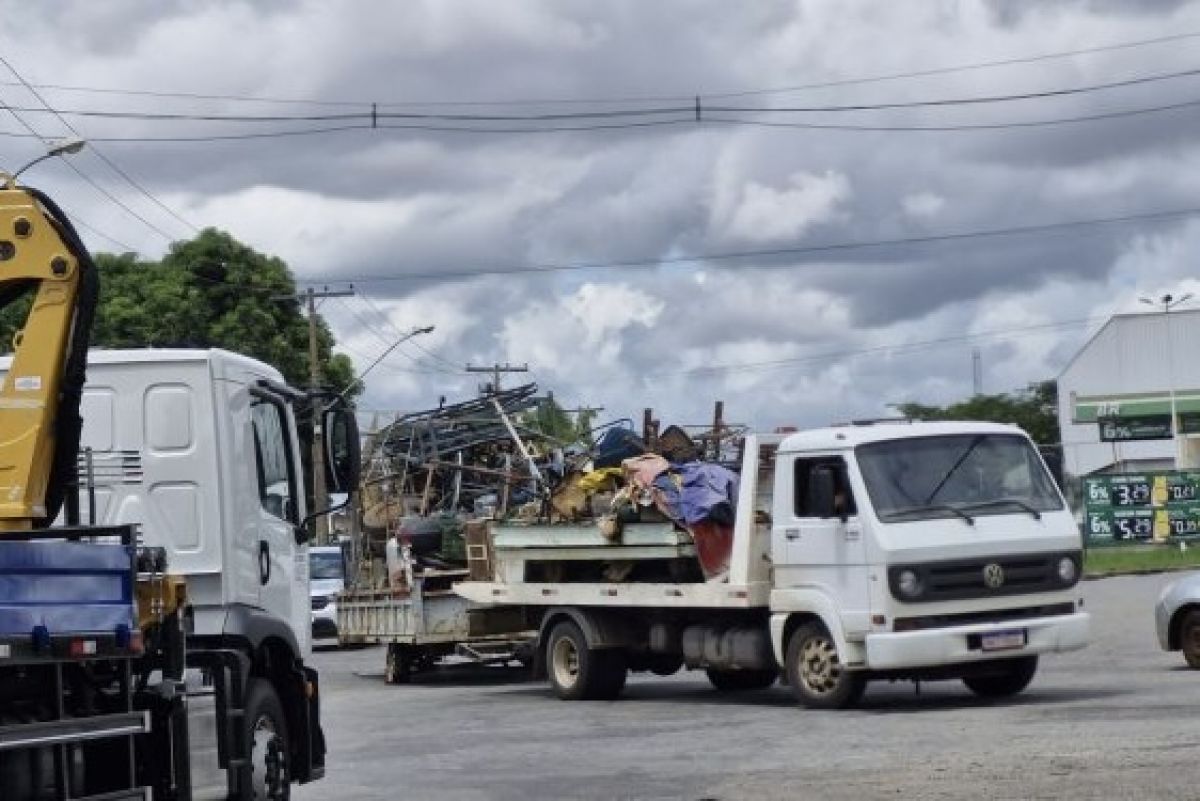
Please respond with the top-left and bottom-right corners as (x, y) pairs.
(864, 611), (1090, 671)
(296, 664), (326, 783)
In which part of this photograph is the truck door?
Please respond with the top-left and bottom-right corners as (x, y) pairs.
(774, 455), (871, 623)
(249, 391), (306, 645)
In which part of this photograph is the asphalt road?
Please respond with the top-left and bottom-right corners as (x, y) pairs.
(296, 573), (1200, 801)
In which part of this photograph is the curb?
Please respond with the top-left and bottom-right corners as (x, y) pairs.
(1083, 565), (1200, 580)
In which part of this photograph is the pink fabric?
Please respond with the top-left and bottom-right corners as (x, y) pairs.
(622, 454), (670, 490)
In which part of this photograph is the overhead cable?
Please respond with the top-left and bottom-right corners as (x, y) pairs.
(294, 205), (1200, 285)
(5, 29), (1200, 108)
(0, 55), (196, 237)
(8, 64), (1200, 124)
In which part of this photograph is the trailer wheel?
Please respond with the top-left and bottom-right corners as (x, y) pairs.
(546, 621), (627, 700)
(785, 622), (865, 709)
(706, 668), (778, 692)
(385, 644), (411, 685)
(962, 656), (1038, 698)
(244, 679), (291, 801)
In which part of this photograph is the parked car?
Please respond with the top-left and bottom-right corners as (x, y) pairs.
(311, 544), (348, 643)
(1155, 572), (1200, 668)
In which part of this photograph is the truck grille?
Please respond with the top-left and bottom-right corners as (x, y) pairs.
(311, 596), (330, 611)
(889, 552), (1080, 603)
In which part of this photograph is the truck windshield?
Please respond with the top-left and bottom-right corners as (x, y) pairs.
(310, 551), (344, 580)
(856, 433), (1063, 523)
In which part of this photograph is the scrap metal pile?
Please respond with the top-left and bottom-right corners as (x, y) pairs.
(359, 387), (747, 583)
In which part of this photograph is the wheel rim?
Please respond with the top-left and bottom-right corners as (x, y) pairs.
(798, 635), (842, 696)
(250, 714), (288, 801)
(551, 636), (580, 689)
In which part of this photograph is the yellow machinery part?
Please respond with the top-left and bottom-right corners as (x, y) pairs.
(0, 182), (80, 532)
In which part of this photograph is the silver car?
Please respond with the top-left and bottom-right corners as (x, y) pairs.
(1155, 572), (1200, 668)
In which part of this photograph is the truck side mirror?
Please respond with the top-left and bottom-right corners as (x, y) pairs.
(323, 405), (361, 494)
(808, 466), (837, 518)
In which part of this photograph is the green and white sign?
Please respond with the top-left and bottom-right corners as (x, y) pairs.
(1083, 471), (1200, 544)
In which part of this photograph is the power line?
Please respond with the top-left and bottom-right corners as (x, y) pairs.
(707, 30), (1200, 100)
(5, 29), (1200, 108)
(59, 207), (137, 252)
(14, 63), (1200, 124)
(332, 296), (460, 376)
(0, 54), (198, 235)
(356, 292), (465, 374)
(708, 65), (1200, 114)
(705, 95), (1200, 132)
(0, 87), (1190, 143)
(675, 317), (1103, 377)
(0, 80), (175, 245)
(294, 204), (1200, 286)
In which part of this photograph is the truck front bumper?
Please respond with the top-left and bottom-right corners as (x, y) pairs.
(864, 611), (1090, 670)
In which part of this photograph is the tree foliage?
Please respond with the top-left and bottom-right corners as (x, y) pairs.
(519, 393), (598, 448)
(0, 229), (355, 394)
(895, 380), (1060, 445)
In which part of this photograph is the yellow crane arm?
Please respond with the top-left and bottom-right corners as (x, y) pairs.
(0, 177), (98, 532)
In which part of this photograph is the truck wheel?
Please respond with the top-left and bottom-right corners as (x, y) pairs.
(1180, 610), (1200, 669)
(962, 656), (1038, 698)
(785, 622), (865, 709)
(385, 644), (411, 685)
(649, 654), (684, 677)
(244, 679), (290, 801)
(546, 621), (627, 700)
(706, 668), (778, 691)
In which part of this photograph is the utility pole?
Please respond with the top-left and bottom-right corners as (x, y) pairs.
(465, 362), (528, 395)
(280, 285), (354, 543)
(972, 348), (983, 396)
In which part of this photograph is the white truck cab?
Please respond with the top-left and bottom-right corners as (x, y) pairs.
(75, 348), (316, 655)
(767, 421), (1089, 706)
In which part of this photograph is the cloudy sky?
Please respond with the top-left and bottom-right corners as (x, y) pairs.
(4, 0), (1200, 432)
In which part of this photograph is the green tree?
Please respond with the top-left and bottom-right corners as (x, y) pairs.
(895, 380), (1060, 445)
(520, 393), (598, 448)
(0, 229), (355, 395)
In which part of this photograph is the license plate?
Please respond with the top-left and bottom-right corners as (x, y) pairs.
(981, 629), (1026, 652)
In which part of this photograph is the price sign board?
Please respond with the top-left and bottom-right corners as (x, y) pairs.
(1097, 415), (1173, 442)
(1083, 471), (1200, 545)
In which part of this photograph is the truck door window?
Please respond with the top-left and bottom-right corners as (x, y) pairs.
(793, 457), (856, 518)
(251, 399), (297, 523)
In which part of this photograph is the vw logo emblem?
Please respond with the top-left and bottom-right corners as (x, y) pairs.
(982, 563), (1005, 589)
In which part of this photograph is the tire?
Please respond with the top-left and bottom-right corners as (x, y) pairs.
(648, 654), (684, 677)
(545, 621), (627, 700)
(785, 622), (866, 709)
(1180, 610), (1200, 669)
(385, 644), (411, 685)
(962, 656), (1039, 698)
(244, 679), (291, 801)
(706, 668), (778, 692)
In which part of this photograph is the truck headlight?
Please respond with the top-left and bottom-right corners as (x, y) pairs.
(1057, 556), (1078, 584)
(897, 569), (923, 599)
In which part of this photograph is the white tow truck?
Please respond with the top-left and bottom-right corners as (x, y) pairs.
(455, 421), (1090, 707)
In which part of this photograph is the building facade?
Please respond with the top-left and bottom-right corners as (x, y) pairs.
(1058, 308), (1200, 478)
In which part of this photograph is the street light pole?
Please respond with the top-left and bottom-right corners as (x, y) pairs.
(12, 138), (87, 179)
(1141, 292), (1194, 467)
(337, 325), (435, 401)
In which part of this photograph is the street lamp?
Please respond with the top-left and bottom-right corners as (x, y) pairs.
(337, 324), (435, 400)
(1140, 292), (1194, 467)
(12, 138), (87, 179)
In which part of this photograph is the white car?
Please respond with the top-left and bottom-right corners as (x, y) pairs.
(310, 545), (346, 643)
(1155, 572), (1200, 668)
